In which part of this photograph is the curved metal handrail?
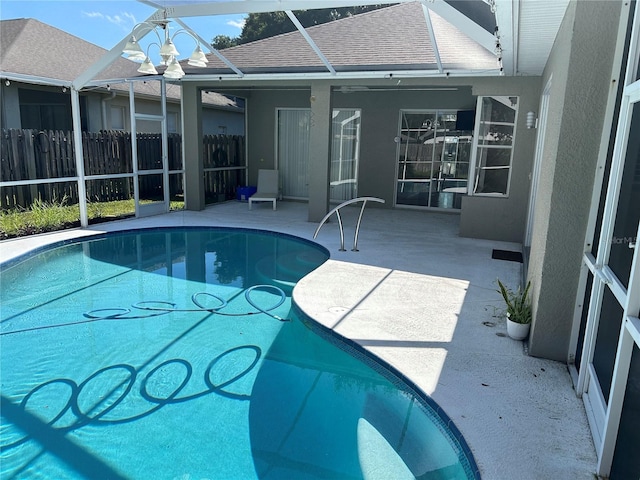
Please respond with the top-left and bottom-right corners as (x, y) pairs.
(313, 197), (385, 251)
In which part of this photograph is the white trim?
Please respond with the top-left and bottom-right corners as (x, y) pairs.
(525, 76), (551, 248)
(178, 69), (502, 83)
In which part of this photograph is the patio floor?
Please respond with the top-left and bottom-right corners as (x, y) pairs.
(0, 200), (597, 479)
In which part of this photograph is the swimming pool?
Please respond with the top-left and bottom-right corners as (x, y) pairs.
(0, 227), (480, 479)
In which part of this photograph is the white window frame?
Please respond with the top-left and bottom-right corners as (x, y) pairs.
(468, 95), (518, 197)
(330, 108), (361, 203)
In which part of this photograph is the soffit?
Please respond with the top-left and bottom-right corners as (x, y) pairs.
(516, 0), (570, 75)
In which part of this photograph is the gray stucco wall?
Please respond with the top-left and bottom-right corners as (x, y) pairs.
(244, 88), (311, 185)
(201, 108), (245, 136)
(458, 77), (541, 243)
(332, 86), (476, 205)
(527, 0), (623, 361)
(239, 76), (540, 241)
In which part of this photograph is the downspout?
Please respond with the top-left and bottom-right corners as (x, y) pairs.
(101, 90), (116, 130)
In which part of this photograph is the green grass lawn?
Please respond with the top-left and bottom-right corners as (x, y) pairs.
(0, 199), (184, 240)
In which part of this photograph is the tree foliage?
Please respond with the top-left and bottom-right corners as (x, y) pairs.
(211, 6), (383, 49)
(211, 34), (238, 50)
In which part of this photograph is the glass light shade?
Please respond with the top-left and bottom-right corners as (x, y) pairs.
(163, 58), (185, 79)
(187, 45), (209, 67)
(159, 37), (179, 57)
(137, 57), (159, 75)
(123, 36), (144, 56)
(127, 51), (147, 63)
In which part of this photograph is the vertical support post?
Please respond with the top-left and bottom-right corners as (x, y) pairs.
(160, 78), (170, 210)
(307, 81), (332, 222)
(129, 82), (140, 216)
(182, 82), (204, 210)
(70, 87), (88, 227)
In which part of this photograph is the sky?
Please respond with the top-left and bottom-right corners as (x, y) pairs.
(0, 0), (246, 55)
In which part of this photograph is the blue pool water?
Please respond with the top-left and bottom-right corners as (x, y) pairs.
(0, 228), (480, 479)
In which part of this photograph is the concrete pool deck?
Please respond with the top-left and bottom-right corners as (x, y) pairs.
(0, 201), (597, 479)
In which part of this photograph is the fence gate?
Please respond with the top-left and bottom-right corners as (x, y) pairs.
(129, 79), (170, 217)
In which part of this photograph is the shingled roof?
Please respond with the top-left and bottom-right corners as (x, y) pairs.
(0, 18), (241, 110)
(184, 2), (498, 76)
(1, 18), (140, 83)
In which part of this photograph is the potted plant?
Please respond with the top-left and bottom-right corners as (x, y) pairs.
(497, 279), (532, 340)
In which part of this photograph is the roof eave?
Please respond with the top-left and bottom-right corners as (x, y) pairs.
(178, 68), (503, 83)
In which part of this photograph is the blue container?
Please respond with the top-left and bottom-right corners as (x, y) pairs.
(236, 186), (257, 202)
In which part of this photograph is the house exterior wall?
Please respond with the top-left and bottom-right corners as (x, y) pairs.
(0, 83), (243, 136)
(331, 86), (476, 206)
(242, 76), (539, 242)
(1, 83), (21, 129)
(459, 77), (541, 243)
(527, 0), (623, 361)
(244, 87), (310, 185)
(202, 107), (245, 136)
(108, 95), (181, 133)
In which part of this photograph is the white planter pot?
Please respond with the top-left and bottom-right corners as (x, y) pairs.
(506, 318), (531, 341)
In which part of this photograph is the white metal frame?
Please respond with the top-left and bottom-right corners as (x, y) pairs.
(574, 3), (640, 475)
(129, 79), (171, 217)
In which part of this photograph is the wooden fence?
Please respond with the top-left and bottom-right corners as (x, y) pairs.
(1, 129), (245, 209)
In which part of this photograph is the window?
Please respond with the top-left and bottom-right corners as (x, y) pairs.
(330, 109), (361, 202)
(110, 106), (125, 130)
(18, 88), (73, 131)
(471, 96), (518, 196)
(167, 112), (178, 133)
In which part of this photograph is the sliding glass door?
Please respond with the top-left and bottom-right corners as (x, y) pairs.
(395, 110), (471, 209)
(277, 109), (310, 199)
(277, 108), (361, 202)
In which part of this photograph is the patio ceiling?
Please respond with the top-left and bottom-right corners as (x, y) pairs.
(74, 0), (570, 89)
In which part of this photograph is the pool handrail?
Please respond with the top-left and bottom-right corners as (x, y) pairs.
(313, 197), (385, 251)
